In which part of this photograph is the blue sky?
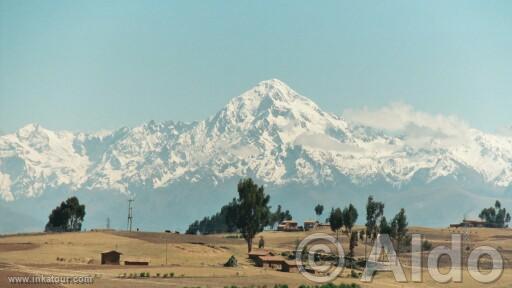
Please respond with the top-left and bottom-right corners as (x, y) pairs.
(0, 0), (511, 134)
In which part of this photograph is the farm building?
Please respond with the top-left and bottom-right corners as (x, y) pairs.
(124, 257), (150, 265)
(281, 260), (301, 272)
(255, 255), (285, 269)
(450, 219), (487, 228)
(304, 221), (318, 231)
(277, 220), (299, 231)
(248, 249), (272, 261)
(101, 250), (122, 265)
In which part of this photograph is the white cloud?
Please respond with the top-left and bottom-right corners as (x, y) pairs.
(343, 103), (472, 148)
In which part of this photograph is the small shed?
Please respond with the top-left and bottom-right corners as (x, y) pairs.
(255, 255), (285, 269)
(101, 250), (122, 265)
(304, 221), (317, 231)
(277, 220), (299, 231)
(124, 257), (150, 266)
(248, 249), (272, 261)
(281, 260), (300, 272)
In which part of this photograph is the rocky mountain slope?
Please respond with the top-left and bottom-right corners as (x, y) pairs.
(1, 79), (511, 232)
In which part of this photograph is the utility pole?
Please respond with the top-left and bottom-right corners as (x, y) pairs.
(106, 217), (110, 229)
(127, 199), (134, 232)
(165, 237), (168, 266)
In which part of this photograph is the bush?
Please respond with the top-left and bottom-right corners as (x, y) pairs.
(422, 240), (433, 251)
(224, 255), (238, 267)
(350, 270), (359, 278)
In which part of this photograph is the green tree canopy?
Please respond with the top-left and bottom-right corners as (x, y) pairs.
(349, 231), (358, 258)
(228, 178), (271, 252)
(390, 208), (408, 253)
(342, 204), (358, 234)
(315, 204), (324, 218)
(186, 199), (238, 235)
(379, 216), (392, 235)
(45, 196), (85, 232)
(365, 196), (384, 241)
(479, 200), (511, 228)
(329, 207), (344, 240)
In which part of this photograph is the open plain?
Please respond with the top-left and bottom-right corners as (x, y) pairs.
(0, 226), (511, 288)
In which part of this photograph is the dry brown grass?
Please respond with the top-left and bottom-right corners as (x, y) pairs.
(0, 227), (510, 287)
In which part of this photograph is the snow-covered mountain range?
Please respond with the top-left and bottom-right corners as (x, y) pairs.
(1, 79), (511, 233)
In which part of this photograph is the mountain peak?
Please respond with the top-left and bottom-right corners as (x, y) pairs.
(216, 79), (322, 126)
(250, 79), (298, 102)
(205, 79), (347, 146)
(256, 78), (291, 89)
(16, 123), (45, 138)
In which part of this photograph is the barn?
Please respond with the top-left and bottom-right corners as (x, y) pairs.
(101, 250), (122, 265)
(255, 255), (285, 269)
(281, 260), (300, 272)
(248, 249), (272, 261)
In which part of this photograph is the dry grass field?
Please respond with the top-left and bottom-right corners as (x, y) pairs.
(0, 226), (511, 288)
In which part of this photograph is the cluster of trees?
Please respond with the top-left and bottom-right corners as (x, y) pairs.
(364, 196), (409, 253)
(186, 191), (292, 235)
(186, 177), (411, 255)
(479, 200), (511, 228)
(45, 196), (86, 232)
(186, 178), (289, 252)
(183, 176), (443, 257)
(185, 200), (238, 234)
(322, 196), (408, 256)
(328, 204), (358, 239)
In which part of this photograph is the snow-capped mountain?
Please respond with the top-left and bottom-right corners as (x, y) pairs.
(1, 79), (511, 232)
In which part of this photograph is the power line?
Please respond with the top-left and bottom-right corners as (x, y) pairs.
(127, 199), (134, 232)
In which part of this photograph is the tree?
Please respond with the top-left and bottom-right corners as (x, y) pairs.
(391, 208), (408, 254)
(349, 231), (358, 258)
(478, 200), (511, 228)
(329, 208), (343, 240)
(186, 220), (200, 235)
(45, 197), (85, 232)
(342, 204), (358, 234)
(186, 199), (238, 234)
(365, 196), (384, 242)
(379, 216), (392, 235)
(314, 204), (324, 221)
(228, 178), (271, 252)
